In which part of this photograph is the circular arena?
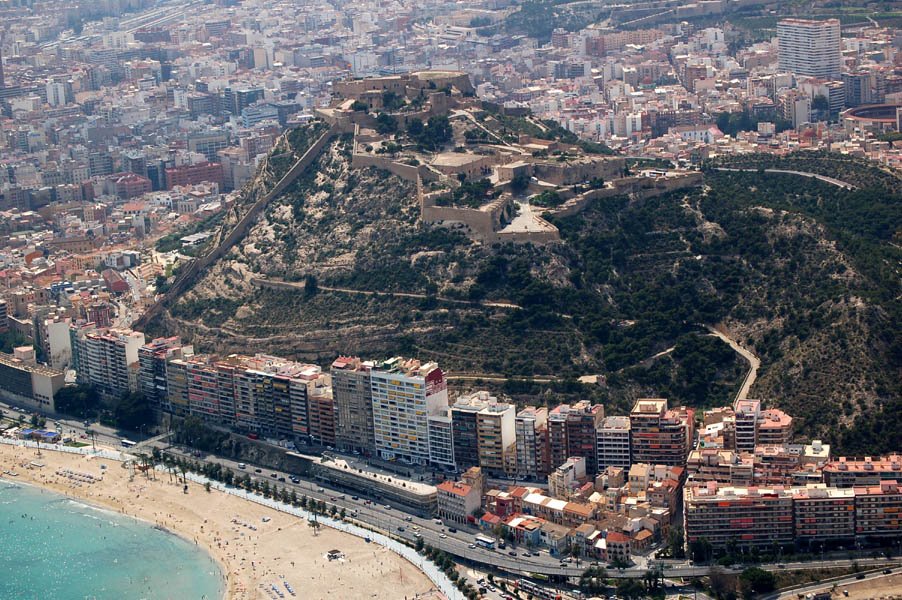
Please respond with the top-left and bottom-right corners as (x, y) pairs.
(841, 103), (901, 133)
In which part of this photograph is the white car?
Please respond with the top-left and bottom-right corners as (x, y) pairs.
(439, 534), (447, 539)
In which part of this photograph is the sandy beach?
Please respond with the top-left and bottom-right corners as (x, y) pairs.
(0, 442), (436, 600)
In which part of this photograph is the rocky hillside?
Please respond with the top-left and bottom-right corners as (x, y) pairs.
(147, 125), (900, 454)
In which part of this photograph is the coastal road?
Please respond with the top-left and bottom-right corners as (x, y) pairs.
(156, 445), (900, 582)
(159, 445), (582, 578)
(760, 567), (898, 600)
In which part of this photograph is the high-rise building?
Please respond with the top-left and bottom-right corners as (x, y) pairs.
(734, 399), (760, 452)
(162, 352), (324, 436)
(427, 408), (455, 470)
(0, 46), (5, 89)
(307, 384), (336, 447)
(733, 399), (794, 452)
(515, 406), (549, 480)
(451, 392), (487, 470)
(757, 409), (794, 446)
(548, 402), (605, 474)
(139, 337), (193, 413)
(165, 162), (224, 189)
(685, 481), (795, 550)
(793, 486), (856, 542)
(596, 415), (632, 470)
(187, 129), (231, 162)
(686, 480), (902, 550)
(70, 325), (145, 399)
(855, 480), (902, 539)
(475, 398), (516, 477)
(842, 71), (873, 107)
(565, 402), (604, 475)
(370, 357), (448, 466)
(777, 18), (842, 79)
(630, 399), (694, 466)
(548, 405), (570, 472)
(331, 356), (375, 455)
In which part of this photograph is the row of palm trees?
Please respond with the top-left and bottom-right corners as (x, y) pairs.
(140, 449), (348, 520)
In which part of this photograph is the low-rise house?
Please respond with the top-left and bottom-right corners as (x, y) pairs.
(539, 521), (571, 557)
(437, 480), (480, 524)
(503, 514), (544, 546)
(603, 531), (631, 564)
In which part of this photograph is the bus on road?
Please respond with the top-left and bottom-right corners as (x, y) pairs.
(474, 535), (495, 549)
(120, 439), (137, 448)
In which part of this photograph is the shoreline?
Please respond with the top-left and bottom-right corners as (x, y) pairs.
(2, 451), (231, 599)
(0, 441), (436, 600)
(0, 475), (229, 599)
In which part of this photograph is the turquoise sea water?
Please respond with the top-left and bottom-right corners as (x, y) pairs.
(0, 479), (224, 600)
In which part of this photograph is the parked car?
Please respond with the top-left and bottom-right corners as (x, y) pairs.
(238, 463), (246, 469)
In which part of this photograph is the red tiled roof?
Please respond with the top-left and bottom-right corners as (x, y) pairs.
(437, 481), (473, 497)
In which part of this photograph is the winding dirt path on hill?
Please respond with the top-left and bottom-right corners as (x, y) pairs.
(251, 277), (522, 309)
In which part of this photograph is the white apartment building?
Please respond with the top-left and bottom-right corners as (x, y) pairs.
(370, 357), (448, 466)
(476, 400), (517, 476)
(427, 409), (455, 470)
(42, 316), (72, 371)
(71, 325), (145, 398)
(777, 18), (842, 79)
(596, 415), (632, 470)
